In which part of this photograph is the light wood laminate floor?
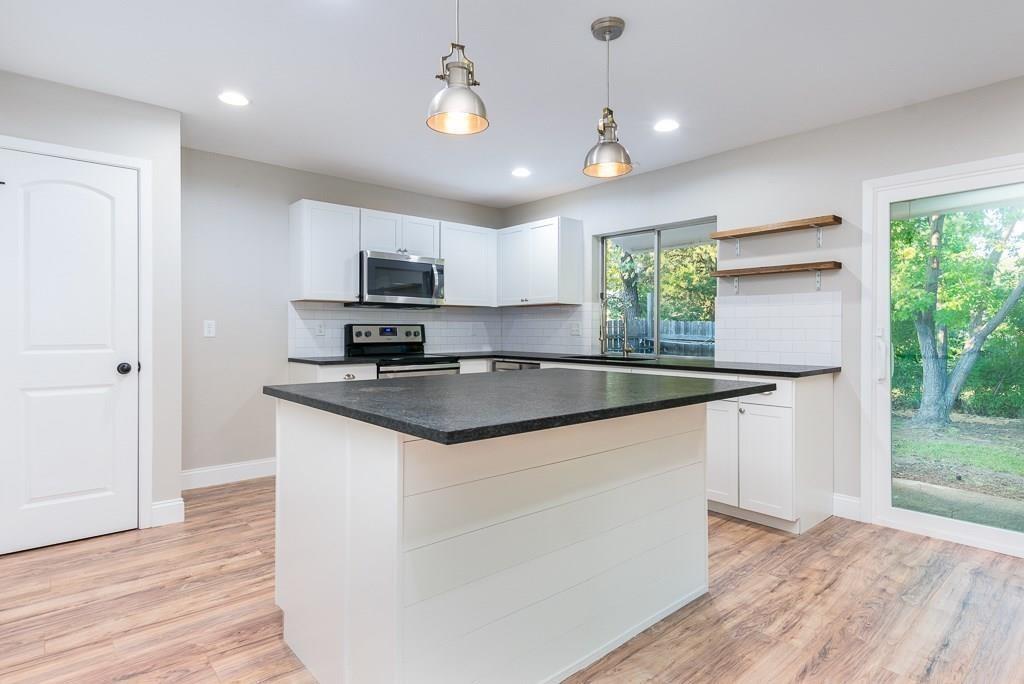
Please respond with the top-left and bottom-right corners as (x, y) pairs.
(1, 477), (1023, 683)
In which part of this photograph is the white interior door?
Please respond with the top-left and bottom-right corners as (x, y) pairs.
(0, 148), (140, 554)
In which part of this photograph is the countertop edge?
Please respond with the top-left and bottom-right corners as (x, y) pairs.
(262, 379), (777, 445)
(289, 352), (840, 378)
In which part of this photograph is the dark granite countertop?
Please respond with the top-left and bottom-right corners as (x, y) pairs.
(289, 351), (840, 378)
(263, 369), (776, 444)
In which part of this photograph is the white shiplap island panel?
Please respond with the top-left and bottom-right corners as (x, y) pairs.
(274, 401), (709, 683)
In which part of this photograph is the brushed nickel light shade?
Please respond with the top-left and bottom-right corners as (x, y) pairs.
(583, 107), (632, 178)
(427, 1), (488, 135)
(426, 50), (488, 135)
(583, 17), (632, 178)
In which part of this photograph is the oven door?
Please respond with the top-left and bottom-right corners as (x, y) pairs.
(361, 251), (444, 306)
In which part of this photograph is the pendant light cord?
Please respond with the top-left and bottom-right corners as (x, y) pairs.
(456, 0), (460, 44)
(605, 34), (611, 108)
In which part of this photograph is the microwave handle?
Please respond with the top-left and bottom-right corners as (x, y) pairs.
(431, 264), (443, 300)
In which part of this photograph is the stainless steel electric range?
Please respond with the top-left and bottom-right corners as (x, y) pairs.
(343, 324), (460, 378)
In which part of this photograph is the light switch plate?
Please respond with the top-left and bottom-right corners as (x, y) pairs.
(314, 321), (326, 336)
(570, 322), (582, 336)
(203, 320), (216, 337)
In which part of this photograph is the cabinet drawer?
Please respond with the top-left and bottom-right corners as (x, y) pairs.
(317, 364), (378, 382)
(736, 375), (793, 407)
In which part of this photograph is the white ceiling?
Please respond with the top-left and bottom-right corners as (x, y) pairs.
(2, 1), (1024, 208)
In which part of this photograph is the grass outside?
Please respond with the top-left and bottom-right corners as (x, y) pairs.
(892, 412), (1024, 531)
(894, 413), (1024, 469)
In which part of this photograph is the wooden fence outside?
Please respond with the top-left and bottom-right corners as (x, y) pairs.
(605, 319), (715, 357)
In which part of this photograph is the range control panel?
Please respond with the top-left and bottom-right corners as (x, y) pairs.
(348, 324), (423, 343)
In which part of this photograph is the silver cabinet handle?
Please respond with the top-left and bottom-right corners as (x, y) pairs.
(343, 373), (355, 380)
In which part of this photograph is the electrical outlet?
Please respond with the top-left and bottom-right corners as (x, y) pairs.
(570, 322), (582, 336)
(203, 320), (216, 338)
(314, 321), (326, 336)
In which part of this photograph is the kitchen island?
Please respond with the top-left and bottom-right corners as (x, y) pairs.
(263, 369), (775, 683)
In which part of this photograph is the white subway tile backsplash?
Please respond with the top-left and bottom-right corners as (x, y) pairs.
(715, 292), (841, 366)
(289, 293), (837, 367)
(288, 302), (598, 358)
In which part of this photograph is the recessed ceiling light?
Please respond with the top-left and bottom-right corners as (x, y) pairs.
(218, 90), (250, 107)
(511, 167), (532, 178)
(653, 119), (679, 132)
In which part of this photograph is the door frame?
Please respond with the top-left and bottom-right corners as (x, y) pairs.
(0, 134), (156, 528)
(860, 151), (1024, 557)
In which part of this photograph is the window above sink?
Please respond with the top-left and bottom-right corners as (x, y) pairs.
(600, 218), (718, 358)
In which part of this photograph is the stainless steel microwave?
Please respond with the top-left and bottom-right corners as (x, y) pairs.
(360, 251), (445, 306)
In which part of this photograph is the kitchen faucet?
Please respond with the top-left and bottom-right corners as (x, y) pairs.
(599, 293), (634, 357)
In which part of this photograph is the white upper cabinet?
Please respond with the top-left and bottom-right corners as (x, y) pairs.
(359, 209), (402, 253)
(498, 217), (583, 306)
(440, 222), (497, 307)
(497, 226), (530, 306)
(402, 215), (441, 257)
(360, 209), (440, 258)
(289, 199), (360, 302)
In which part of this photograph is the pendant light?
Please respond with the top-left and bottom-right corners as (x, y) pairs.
(426, 0), (488, 135)
(583, 17), (632, 178)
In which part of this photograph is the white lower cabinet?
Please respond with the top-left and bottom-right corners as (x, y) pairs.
(458, 358), (492, 374)
(544, 362), (835, 534)
(737, 402), (795, 520)
(288, 362), (377, 383)
(706, 400), (739, 507)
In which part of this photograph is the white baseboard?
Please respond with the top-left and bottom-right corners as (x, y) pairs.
(832, 493), (862, 521)
(150, 498), (185, 527)
(181, 457), (276, 491)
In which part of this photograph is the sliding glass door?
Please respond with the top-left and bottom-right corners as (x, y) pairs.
(867, 162), (1024, 557)
(600, 219), (717, 358)
(888, 184), (1024, 533)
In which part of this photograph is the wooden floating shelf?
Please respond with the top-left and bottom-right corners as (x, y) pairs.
(710, 215), (842, 240)
(711, 261), (843, 278)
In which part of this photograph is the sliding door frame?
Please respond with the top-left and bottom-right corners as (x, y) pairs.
(599, 216), (717, 357)
(860, 152), (1024, 558)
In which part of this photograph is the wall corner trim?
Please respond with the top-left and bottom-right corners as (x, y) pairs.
(150, 498), (185, 527)
(832, 493), (862, 521)
(181, 457), (276, 491)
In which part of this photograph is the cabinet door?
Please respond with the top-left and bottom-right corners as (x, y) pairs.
(706, 400), (739, 506)
(440, 222), (497, 306)
(401, 216), (440, 258)
(291, 201), (360, 301)
(738, 403), (795, 520)
(498, 226), (529, 305)
(360, 209), (401, 253)
(527, 220), (559, 302)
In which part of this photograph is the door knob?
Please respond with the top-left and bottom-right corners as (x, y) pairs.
(116, 362), (133, 375)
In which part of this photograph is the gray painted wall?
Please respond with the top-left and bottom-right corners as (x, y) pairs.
(0, 70), (183, 504)
(500, 75), (1024, 497)
(181, 149), (502, 472)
